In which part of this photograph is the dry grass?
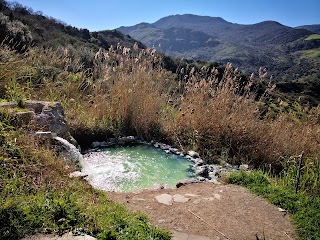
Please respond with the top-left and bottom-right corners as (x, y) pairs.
(1, 41), (319, 169)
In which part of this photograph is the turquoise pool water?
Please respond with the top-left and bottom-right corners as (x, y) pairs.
(82, 144), (195, 192)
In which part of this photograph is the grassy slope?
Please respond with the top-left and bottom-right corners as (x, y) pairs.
(305, 34), (320, 40)
(0, 112), (170, 240)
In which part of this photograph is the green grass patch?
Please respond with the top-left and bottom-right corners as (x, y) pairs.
(0, 117), (171, 240)
(305, 34), (320, 41)
(300, 49), (320, 59)
(227, 171), (320, 240)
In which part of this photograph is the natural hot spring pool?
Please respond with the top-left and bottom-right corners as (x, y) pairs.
(81, 144), (195, 192)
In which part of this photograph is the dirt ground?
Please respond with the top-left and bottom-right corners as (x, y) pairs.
(107, 183), (296, 240)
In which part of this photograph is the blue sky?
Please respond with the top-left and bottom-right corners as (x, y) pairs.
(13, 0), (320, 31)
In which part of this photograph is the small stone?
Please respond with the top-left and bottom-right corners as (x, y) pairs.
(160, 144), (170, 150)
(278, 207), (286, 212)
(195, 158), (204, 166)
(155, 194), (173, 205)
(197, 177), (206, 181)
(213, 193), (221, 200)
(170, 148), (179, 154)
(209, 178), (221, 185)
(35, 131), (55, 139)
(158, 219), (166, 223)
(69, 171), (88, 178)
(184, 193), (200, 198)
(187, 150), (200, 158)
(132, 197), (145, 201)
(240, 164), (249, 171)
(173, 194), (190, 203)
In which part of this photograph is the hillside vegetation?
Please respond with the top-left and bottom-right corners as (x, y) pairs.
(0, 1), (320, 239)
(118, 14), (320, 104)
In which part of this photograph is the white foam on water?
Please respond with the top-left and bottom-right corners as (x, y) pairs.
(82, 151), (139, 191)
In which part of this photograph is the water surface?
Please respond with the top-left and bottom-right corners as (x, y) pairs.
(82, 144), (194, 192)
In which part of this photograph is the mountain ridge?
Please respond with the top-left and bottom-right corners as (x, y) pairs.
(118, 14), (320, 103)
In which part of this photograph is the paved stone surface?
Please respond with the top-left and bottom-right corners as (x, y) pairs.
(173, 194), (190, 203)
(155, 193), (173, 205)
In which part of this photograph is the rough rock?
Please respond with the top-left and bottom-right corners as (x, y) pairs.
(155, 193), (173, 205)
(169, 148), (179, 154)
(32, 101), (75, 143)
(0, 101), (77, 146)
(160, 144), (170, 150)
(14, 111), (35, 125)
(176, 178), (200, 188)
(196, 166), (209, 178)
(118, 136), (136, 144)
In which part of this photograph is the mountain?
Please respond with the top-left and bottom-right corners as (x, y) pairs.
(118, 14), (320, 103)
(152, 14), (311, 45)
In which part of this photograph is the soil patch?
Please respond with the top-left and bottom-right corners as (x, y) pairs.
(107, 183), (296, 240)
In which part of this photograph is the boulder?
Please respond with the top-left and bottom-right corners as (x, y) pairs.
(0, 101), (77, 146)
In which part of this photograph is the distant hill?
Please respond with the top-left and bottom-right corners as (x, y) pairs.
(296, 24), (320, 34)
(118, 14), (320, 103)
(0, 0), (145, 53)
